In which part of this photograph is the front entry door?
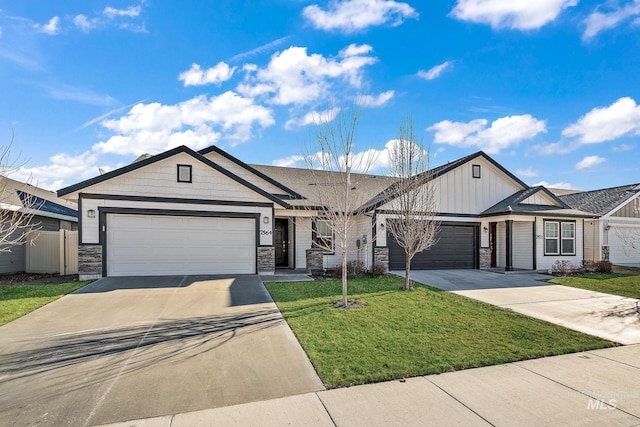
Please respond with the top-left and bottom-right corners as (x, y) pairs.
(275, 219), (288, 267)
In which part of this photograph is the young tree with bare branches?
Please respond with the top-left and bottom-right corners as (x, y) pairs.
(614, 227), (640, 257)
(302, 106), (379, 307)
(1, 132), (40, 253)
(384, 117), (439, 290)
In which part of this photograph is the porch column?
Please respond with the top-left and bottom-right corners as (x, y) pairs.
(505, 219), (514, 271)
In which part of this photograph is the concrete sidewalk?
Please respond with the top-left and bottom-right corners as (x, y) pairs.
(100, 344), (640, 426)
(401, 270), (640, 345)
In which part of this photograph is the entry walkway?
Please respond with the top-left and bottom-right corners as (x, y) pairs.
(100, 344), (640, 426)
(398, 270), (640, 345)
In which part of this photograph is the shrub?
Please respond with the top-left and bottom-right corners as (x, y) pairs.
(582, 260), (597, 273)
(368, 264), (386, 277)
(328, 261), (367, 279)
(582, 260), (613, 274)
(551, 260), (574, 276)
(594, 260), (613, 274)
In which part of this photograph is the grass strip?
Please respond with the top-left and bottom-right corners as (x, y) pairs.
(0, 282), (88, 326)
(266, 276), (614, 388)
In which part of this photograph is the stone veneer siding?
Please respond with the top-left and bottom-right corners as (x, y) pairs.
(374, 247), (389, 272)
(79, 245), (103, 280)
(306, 248), (324, 275)
(479, 247), (491, 269)
(257, 247), (275, 275)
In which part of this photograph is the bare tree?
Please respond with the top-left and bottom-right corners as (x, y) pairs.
(1, 131), (40, 253)
(302, 106), (379, 307)
(384, 117), (439, 290)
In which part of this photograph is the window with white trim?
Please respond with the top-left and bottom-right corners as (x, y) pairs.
(544, 220), (575, 256)
(314, 219), (334, 254)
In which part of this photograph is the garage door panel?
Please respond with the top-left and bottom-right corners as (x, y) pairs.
(107, 214), (256, 276)
(388, 224), (477, 270)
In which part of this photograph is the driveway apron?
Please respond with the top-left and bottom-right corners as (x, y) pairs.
(397, 270), (640, 345)
(0, 275), (324, 426)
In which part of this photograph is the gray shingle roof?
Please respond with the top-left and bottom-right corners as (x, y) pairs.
(559, 184), (640, 216)
(249, 164), (397, 207)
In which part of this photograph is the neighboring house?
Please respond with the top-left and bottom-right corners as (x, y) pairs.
(57, 146), (591, 280)
(0, 177), (78, 274)
(559, 184), (640, 266)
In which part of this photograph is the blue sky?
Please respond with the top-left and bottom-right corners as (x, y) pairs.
(1, 0), (639, 192)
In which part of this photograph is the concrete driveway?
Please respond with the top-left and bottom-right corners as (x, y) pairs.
(0, 275), (324, 426)
(395, 270), (640, 345)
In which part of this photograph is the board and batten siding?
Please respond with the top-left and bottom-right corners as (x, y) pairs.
(521, 192), (560, 206)
(512, 221), (533, 270)
(433, 157), (523, 215)
(583, 219), (601, 261)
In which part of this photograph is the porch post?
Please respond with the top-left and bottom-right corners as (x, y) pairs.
(505, 219), (514, 271)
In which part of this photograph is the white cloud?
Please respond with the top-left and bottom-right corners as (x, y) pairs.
(575, 155), (606, 170)
(178, 62), (236, 87)
(238, 44), (377, 106)
(303, 0), (418, 33)
(529, 141), (576, 155)
(516, 167), (538, 178)
(229, 36), (291, 63)
(103, 5), (142, 19)
(584, 0), (640, 40)
(284, 108), (340, 129)
(94, 91), (274, 155)
(533, 180), (576, 190)
(562, 97), (640, 144)
(73, 14), (97, 32)
(613, 143), (636, 152)
(356, 90), (394, 107)
(417, 61), (451, 80)
(35, 16), (60, 35)
(43, 82), (118, 106)
(14, 151), (104, 191)
(272, 154), (304, 167)
(428, 114), (547, 154)
(450, 0), (577, 30)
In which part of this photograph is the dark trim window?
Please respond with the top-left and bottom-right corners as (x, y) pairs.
(314, 219), (335, 254)
(177, 164), (192, 183)
(472, 164), (481, 179)
(544, 220), (575, 256)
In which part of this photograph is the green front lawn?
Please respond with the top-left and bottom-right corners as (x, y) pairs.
(0, 282), (88, 326)
(266, 276), (614, 388)
(548, 274), (640, 299)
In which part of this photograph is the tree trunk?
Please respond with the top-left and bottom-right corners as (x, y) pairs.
(405, 255), (411, 290)
(342, 251), (348, 306)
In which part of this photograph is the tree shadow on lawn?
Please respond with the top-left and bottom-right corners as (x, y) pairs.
(0, 308), (281, 402)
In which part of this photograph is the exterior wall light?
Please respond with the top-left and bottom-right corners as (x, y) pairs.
(87, 209), (96, 218)
(263, 216), (270, 224)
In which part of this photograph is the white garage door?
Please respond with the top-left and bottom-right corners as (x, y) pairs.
(608, 226), (640, 266)
(106, 214), (256, 276)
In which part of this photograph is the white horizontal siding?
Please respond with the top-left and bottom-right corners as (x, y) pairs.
(536, 217), (584, 271)
(83, 153), (272, 204)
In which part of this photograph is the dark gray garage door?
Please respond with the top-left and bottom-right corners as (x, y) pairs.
(388, 224), (478, 270)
